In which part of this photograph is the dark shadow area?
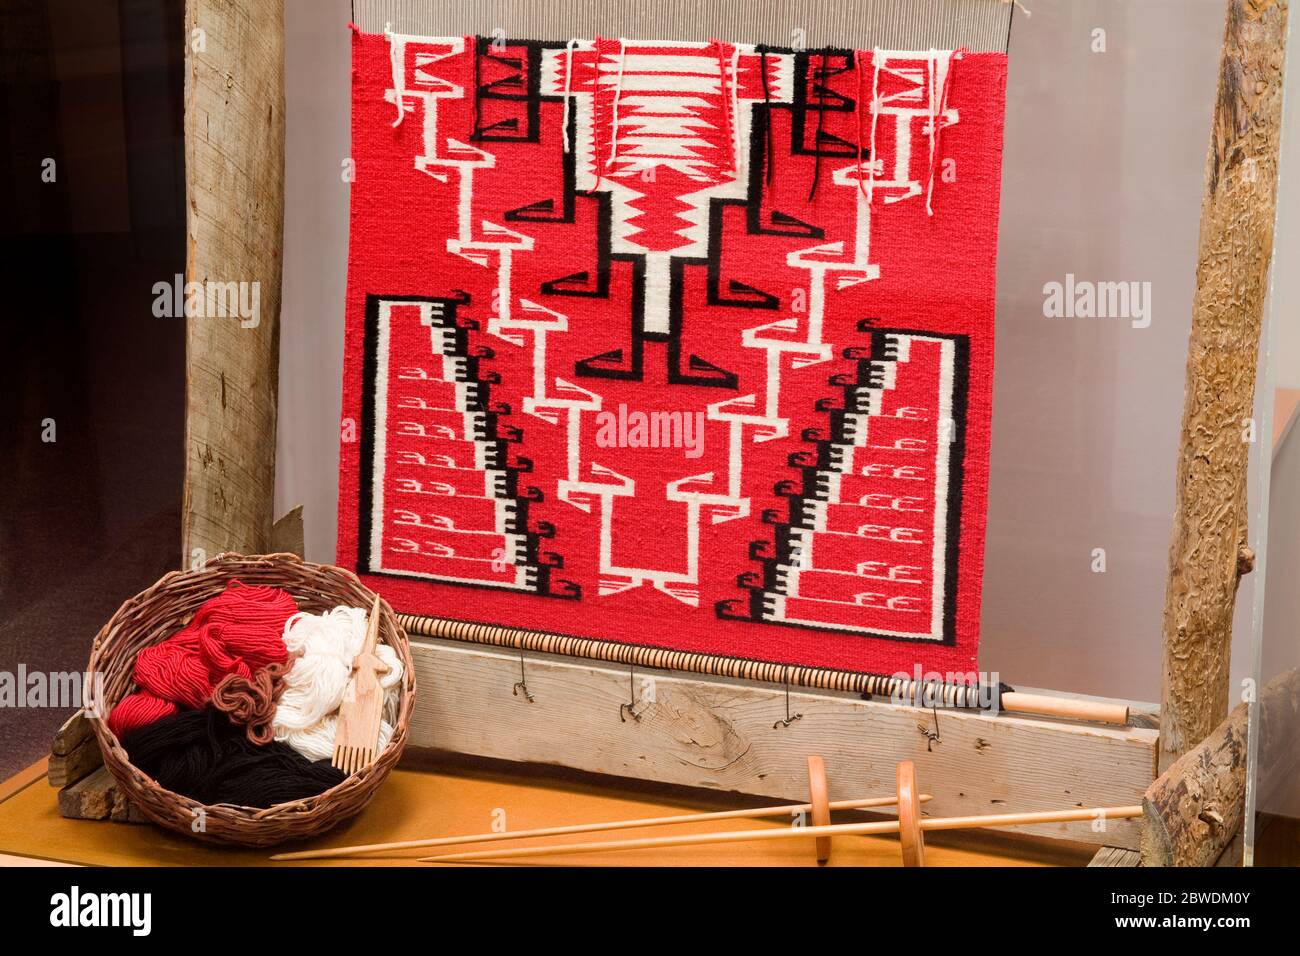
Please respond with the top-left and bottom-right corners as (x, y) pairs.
(0, 0), (186, 779)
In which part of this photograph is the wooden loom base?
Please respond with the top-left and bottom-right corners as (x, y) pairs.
(405, 636), (1158, 850)
(402, 614), (1131, 725)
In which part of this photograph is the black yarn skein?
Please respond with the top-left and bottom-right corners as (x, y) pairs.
(121, 707), (346, 809)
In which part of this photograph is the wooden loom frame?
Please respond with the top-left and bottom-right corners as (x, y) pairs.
(175, 0), (1290, 862)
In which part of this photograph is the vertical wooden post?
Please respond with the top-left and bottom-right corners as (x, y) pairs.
(181, 0), (285, 564)
(1160, 0), (1288, 771)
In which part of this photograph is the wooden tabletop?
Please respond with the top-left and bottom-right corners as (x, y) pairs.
(0, 753), (1091, 867)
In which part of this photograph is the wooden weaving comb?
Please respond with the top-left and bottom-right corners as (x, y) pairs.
(332, 595), (389, 774)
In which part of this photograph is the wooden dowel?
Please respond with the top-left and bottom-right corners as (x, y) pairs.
(418, 805), (1144, 863)
(270, 792), (932, 861)
(1000, 692), (1129, 725)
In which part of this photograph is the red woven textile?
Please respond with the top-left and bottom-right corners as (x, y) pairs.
(339, 33), (1007, 678)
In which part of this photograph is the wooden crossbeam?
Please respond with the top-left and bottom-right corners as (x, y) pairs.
(405, 637), (1157, 848)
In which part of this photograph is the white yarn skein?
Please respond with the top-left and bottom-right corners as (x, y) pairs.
(273, 605), (403, 762)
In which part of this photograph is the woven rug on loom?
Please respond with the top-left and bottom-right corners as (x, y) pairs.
(338, 30), (1007, 677)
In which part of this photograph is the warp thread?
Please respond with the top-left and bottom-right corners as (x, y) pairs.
(560, 38), (579, 153)
(386, 22), (405, 127)
(591, 35), (609, 191)
(606, 37), (627, 171)
(758, 45), (774, 185)
(470, 32), (481, 139)
(925, 48), (964, 215)
(808, 51), (828, 200)
(866, 47), (882, 203)
(273, 606), (404, 761)
(708, 38), (738, 174)
(854, 49), (869, 200)
(729, 43), (742, 173)
(107, 583), (296, 739)
(122, 708), (345, 809)
(211, 661), (291, 745)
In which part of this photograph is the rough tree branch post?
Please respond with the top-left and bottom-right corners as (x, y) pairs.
(1159, 0), (1288, 773)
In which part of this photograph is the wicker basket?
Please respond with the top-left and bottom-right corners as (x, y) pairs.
(86, 552), (416, 847)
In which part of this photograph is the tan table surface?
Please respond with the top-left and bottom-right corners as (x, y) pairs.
(0, 754), (1091, 867)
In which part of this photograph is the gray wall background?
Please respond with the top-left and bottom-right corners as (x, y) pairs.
(276, 0), (1290, 705)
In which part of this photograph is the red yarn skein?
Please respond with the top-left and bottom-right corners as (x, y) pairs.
(134, 635), (212, 709)
(107, 582), (296, 738)
(106, 694), (178, 734)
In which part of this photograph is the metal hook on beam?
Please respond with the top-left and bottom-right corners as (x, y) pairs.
(774, 669), (803, 729)
(512, 642), (534, 703)
(619, 662), (642, 723)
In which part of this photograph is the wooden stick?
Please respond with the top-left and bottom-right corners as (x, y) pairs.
(419, 805), (1144, 864)
(1000, 692), (1127, 726)
(270, 792), (932, 861)
(332, 595), (387, 774)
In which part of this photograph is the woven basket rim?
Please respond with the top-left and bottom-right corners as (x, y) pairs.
(85, 552), (416, 846)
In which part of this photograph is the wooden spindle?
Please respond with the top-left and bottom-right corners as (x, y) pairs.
(419, 805), (1142, 864)
(896, 760), (925, 867)
(272, 786), (930, 861)
(807, 755), (832, 864)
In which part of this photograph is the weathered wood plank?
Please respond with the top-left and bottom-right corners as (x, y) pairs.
(51, 711), (93, 757)
(57, 767), (145, 824)
(47, 736), (102, 789)
(181, 0), (285, 562)
(1088, 846), (1140, 867)
(270, 505), (305, 557)
(58, 767), (122, 821)
(1143, 666), (1299, 865)
(1142, 700), (1247, 866)
(406, 638), (1157, 848)
(1160, 0), (1289, 771)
